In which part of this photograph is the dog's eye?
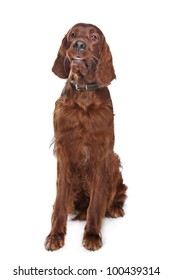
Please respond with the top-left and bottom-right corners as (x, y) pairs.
(91, 34), (97, 40)
(71, 32), (76, 38)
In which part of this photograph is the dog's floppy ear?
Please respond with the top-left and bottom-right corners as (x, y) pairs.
(96, 39), (116, 86)
(52, 35), (70, 78)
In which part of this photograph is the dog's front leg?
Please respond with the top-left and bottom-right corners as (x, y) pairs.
(45, 164), (70, 251)
(82, 168), (107, 251)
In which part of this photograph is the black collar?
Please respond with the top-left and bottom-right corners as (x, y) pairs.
(71, 80), (100, 92)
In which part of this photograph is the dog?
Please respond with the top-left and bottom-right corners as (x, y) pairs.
(45, 23), (127, 251)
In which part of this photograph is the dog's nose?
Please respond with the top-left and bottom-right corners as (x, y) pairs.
(73, 41), (86, 52)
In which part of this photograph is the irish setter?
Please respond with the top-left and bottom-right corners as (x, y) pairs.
(45, 23), (127, 251)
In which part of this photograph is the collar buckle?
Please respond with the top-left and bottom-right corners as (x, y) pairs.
(74, 83), (80, 90)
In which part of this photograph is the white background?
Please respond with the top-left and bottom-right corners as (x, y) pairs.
(0, 0), (173, 279)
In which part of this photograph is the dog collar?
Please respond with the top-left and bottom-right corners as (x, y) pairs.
(71, 80), (99, 92)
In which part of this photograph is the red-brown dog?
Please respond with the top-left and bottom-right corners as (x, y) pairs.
(45, 23), (127, 251)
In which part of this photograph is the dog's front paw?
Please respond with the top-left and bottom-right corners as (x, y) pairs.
(45, 232), (65, 251)
(82, 232), (102, 251)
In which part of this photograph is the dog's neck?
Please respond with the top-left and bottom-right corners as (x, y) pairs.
(67, 70), (101, 92)
(70, 80), (100, 92)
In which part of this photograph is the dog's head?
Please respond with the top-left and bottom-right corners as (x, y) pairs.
(52, 23), (116, 87)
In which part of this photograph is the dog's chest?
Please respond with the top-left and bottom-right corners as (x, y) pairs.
(54, 95), (114, 164)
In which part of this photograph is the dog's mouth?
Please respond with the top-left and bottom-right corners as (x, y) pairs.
(71, 57), (89, 69)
